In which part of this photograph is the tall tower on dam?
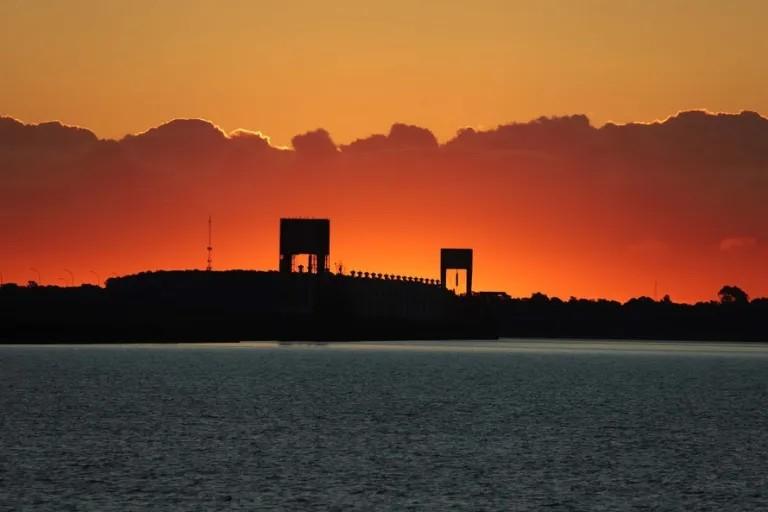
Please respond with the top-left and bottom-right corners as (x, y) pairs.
(279, 218), (331, 274)
(440, 248), (473, 296)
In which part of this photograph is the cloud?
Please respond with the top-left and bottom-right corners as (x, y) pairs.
(124, 118), (226, 142)
(341, 123), (439, 154)
(0, 117), (106, 186)
(227, 128), (281, 156)
(720, 236), (758, 252)
(388, 123), (438, 149)
(120, 118), (229, 158)
(120, 119), (283, 165)
(600, 110), (768, 165)
(291, 128), (338, 157)
(0, 116), (98, 150)
(444, 114), (593, 153)
(341, 133), (389, 153)
(4, 109), (767, 164)
(2, 109), (768, 301)
(229, 128), (271, 144)
(438, 110), (768, 168)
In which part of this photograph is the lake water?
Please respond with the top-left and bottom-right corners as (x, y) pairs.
(1, 340), (768, 511)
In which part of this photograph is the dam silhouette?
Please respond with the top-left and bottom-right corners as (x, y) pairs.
(1, 217), (767, 343)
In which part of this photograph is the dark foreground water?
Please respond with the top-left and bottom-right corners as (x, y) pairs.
(1, 340), (768, 511)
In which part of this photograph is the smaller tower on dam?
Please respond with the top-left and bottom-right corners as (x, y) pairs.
(440, 248), (473, 296)
(279, 218), (330, 273)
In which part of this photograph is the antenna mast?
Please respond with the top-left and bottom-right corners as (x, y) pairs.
(206, 215), (213, 271)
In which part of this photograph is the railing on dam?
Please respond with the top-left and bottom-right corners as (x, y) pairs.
(344, 270), (440, 286)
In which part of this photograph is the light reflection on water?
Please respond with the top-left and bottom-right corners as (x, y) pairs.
(276, 339), (768, 355)
(11, 339), (768, 355)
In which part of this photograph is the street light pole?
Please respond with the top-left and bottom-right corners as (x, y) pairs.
(63, 269), (75, 287)
(89, 270), (102, 286)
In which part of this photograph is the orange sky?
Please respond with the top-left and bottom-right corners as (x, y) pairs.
(1, 1), (767, 146)
(1, 2), (767, 303)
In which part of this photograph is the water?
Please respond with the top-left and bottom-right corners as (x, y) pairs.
(1, 340), (768, 511)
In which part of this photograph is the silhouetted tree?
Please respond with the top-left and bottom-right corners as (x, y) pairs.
(718, 285), (748, 304)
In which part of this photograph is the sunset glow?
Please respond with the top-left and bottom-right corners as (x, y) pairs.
(1, 1), (767, 303)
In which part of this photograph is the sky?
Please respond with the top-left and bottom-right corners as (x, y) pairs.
(1, 1), (767, 302)
(1, 0), (767, 146)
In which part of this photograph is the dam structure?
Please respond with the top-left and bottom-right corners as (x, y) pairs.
(0, 218), (497, 342)
(3, 217), (768, 343)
